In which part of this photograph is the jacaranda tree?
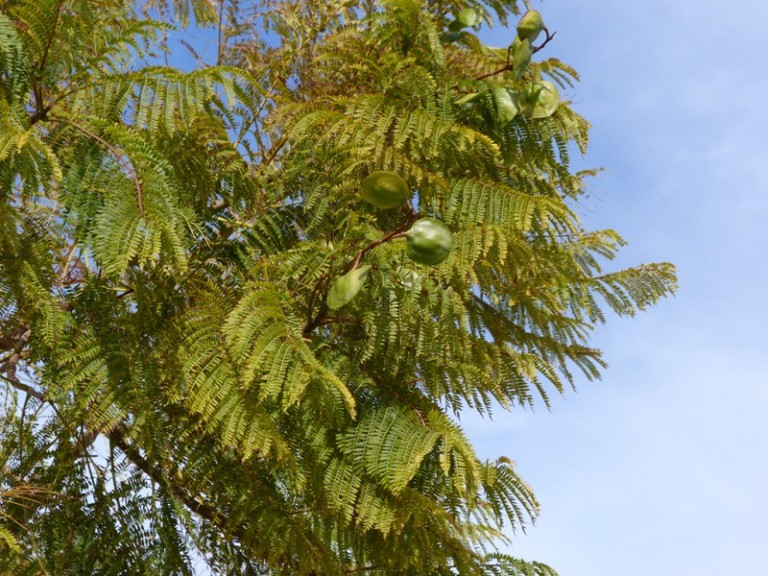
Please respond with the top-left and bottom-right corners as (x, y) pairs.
(0, 0), (676, 573)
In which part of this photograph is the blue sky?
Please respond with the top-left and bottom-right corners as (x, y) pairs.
(461, 1), (768, 574)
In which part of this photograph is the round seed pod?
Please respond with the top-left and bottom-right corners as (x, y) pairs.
(457, 8), (480, 27)
(448, 8), (480, 31)
(517, 9), (545, 43)
(360, 171), (410, 209)
(405, 218), (453, 266)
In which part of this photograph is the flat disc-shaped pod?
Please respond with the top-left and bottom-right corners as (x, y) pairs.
(327, 265), (371, 309)
(518, 81), (560, 119)
(517, 9), (545, 43)
(511, 37), (532, 80)
(360, 171), (410, 209)
(493, 86), (519, 125)
(405, 218), (453, 266)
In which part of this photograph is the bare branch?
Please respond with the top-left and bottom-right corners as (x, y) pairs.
(109, 427), (245, 541)
(0, 372), (45, 402)
(532, 28), (556, 55)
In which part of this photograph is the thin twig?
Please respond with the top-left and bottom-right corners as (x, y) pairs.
(302, 298), (329, 337)
(0, 373), (45, 402)
(261, 135), (288, 168)
(303, 274), (330, 336)
(532, 28), (556, 54)
(29, 0), (67, 124)
(303, 215), (416, 336)
(55, 243), (79, 287)
(352, 216), (416, 270)
(216, 0), (227, 65)
(109, 427), (245, 541)
(37, 0), (66, 75)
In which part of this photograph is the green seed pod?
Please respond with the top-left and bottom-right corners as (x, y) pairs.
(448, 8), (480, 31)
(518, 80), (560, 119)
(405, 218), (453, 266)
(327, 265), (372, 309)
(511, 38), (532, 79)
(517, 9), (545, 43)
(457, 8), (480, 27)
(360, 171), (410, 209)
(493, 87), (519, 124)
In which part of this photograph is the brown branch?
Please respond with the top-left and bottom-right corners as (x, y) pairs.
(260, 136), (288, 168)
(532, 28), (556, 54)
(0, 326), (21, 352)
(0, 366), (245, 542)
(475, 65), (511, 82)
(302, 273), (330, 337)
(55, 243), (79, 287)
(0, 327), (31, 380)
(0, 372), (45, 402)
(29, 102), (51, 125)
(47, 116), (145, 214)
(27, 0), (67, 124)
(352, 215), (416, 270)
(37, 0), (66, 77)
(109, 427), (250, 543)
(302, 298), (329, 337)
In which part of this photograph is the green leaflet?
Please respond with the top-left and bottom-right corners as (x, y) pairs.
(455, 91), (481, 105)
(327, 265), (372, 309)
(0, 524), (20, 554)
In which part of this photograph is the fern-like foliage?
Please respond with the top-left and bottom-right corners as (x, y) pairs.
(0, 1), (676, 574)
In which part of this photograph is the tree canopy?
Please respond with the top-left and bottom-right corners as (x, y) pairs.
(0, 1), (676, 574)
